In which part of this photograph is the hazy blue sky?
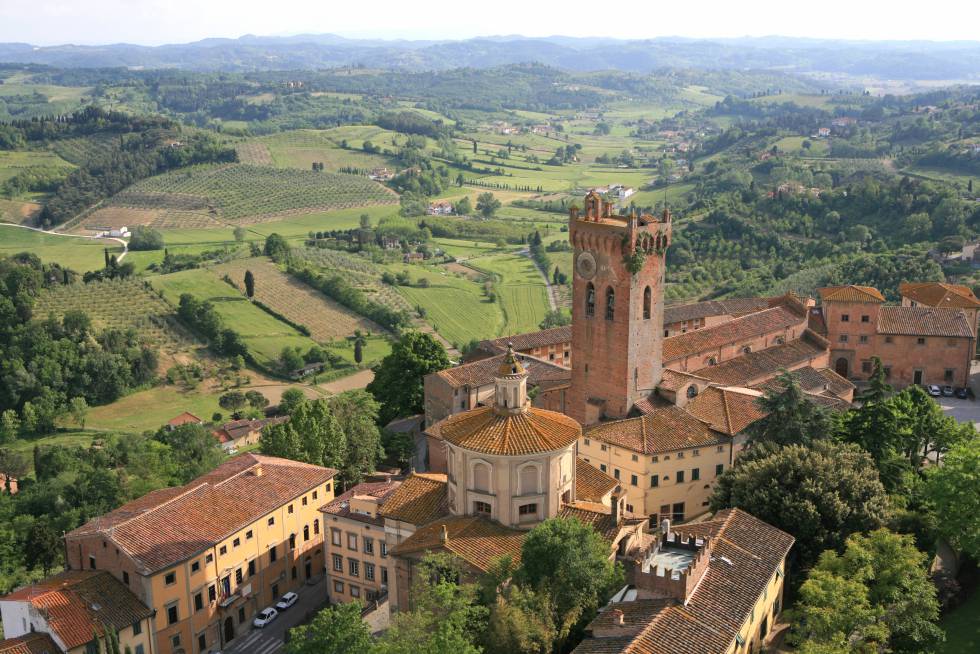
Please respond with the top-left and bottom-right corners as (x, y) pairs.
(2, 0), (978, 45)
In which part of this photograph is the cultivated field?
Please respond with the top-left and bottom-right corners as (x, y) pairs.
(34, 277), (199, 357)
(49, 134), (119, 165)
(211, 257), (386, 341)
(468, 252), (551, 335)
(107, 163), (398, 225)
(0, 224), (125, 272)
(390, 266), (503, 346)
(149, 268), (320, 369)
(0, 198), (41, 224)
(254, 129), (391, 171)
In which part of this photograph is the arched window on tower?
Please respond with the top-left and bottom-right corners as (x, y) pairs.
(605, 287), (615, 320)
(585, 283), (595, 317)
(643, 286), (652, 320)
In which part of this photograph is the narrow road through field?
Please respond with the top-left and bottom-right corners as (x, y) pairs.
(519, 247), (558, 311)
(1, 222), (129, 261)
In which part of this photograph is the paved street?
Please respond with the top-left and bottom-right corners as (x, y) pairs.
(223, 578), (328, 654)
(936, 395), (980, 429)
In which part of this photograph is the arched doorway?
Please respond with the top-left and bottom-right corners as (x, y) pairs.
(835, 357), (849, 378)
(224, 617), (235, 643)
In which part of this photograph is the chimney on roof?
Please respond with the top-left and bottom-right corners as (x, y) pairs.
(610, 608), (625, 626)
(611, 489), (623, 525)
(253, 465), (263, 477)
(440, 525), (449, 544)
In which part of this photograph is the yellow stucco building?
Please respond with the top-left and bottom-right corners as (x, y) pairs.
(63, 454), (337, 654)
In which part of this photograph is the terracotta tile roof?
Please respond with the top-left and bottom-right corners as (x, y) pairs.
(559, 502), (643, 542)
(434, 352), (571, 389)
(478, 326), (572, 355)
(817, 285), (885, 303)
(586, 600), (675, 637)
(2, 571), (152, 651)
(321, 479), (402, 527)
(664, 297), (770, 325)
(377, 473), (449, 525)
(876, 306), (974, 337)
(586, 406), (725, 454)
(573, 509), (794, 654)
(662, 305), (806, 362)
(212, 416), (288, 444)
(436, 405), (581, 456)
(66, 454), (337, 574)
(657, 369), (709, 393)
(900, 282), (980, 309)
(754, 366), (854, 399)
(166, 411), (202, 427)
(572, 636), (636, 653)
(576, 458), (619, 503)
(685, 387), (767, 436)
(0, 634), (59, 654)
(692, 331), (828, 386)
(391, 515), (525, 571)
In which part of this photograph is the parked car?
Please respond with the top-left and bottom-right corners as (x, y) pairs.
(942, 385), (955, 397)
(253, 607), (278, 628)
(927, 385), (942, 397)
(276, 592), (299, 611)
(955, 387), (969, 399)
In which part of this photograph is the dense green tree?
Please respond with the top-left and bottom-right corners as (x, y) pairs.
(152, 424), (225, 484)
(539, 309), (571, 330)
(367, 331), (450, 425)
(376, 554), (486, 654)
(244, 270), (255, 299)
(245, 390), (269, 410)
(744, 372), (833, 448)
(260, 399), (346, 471)
(68, 397), (89, 430)
(23, 516), (61, 576)
(476, 192), (501, 218)
(328, 390), (384, 487)
(455, 196), (472, 216)
(794, 529), (943, 653)
(483, 584), (556, 654)
(127, 226), (165, 251)
(233, 226), (247, 242)
(284, 601), (373, 654)
(278, 388), (307, 415)
(518, 517), (622, 649)
(264, 233), (290, 262)
(925, 433), (980, 559)
(710, 440), (889, 567)
(838, 359), (911, 490)
(218, 391), (247, 412)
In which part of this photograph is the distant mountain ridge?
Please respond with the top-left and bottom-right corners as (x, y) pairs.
(1, 34), (979, 79)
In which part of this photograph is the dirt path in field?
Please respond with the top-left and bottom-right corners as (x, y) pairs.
(316, 369), (375, 394)
(3, 222), (130, 261)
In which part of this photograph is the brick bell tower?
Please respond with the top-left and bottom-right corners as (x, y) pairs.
(567, 191), (671, 425)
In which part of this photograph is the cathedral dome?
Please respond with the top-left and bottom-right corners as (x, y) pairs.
(438, 405), (581, 457)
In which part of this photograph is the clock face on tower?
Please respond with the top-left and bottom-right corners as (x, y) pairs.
(576, 251), (597, 280)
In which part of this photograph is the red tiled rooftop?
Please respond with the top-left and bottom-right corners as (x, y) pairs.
(662, 305), (806, 362)
(3, 571), (151, 651)
(67, 454), (336, 574)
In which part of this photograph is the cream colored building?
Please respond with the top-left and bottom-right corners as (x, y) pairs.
(574, 509), (794, 654)
(321, 480), (401, 604)
(64, 454), (336, 654)
(0, 571), (154, 654)
(579, 401), (737, 523)
(440, 352), (580, 528)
